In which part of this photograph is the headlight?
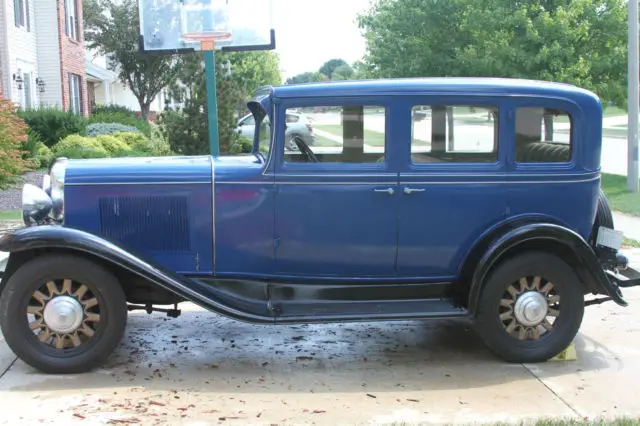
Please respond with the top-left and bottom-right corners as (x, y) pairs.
(49, 157), (68, 220)
(22, 184), (52, 226)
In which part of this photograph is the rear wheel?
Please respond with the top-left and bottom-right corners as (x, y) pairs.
(589, 189), (614, 246)
(475, 252), (584, 363)
(0, 254), (127, 374)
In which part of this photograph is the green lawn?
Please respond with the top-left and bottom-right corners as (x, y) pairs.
(0, 210), (21, 221)
(602, 127), (629, 138)
(601, 173), (640, 217)
(313, 124), (386, 147)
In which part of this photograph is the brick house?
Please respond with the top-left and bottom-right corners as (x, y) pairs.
(0, 0), (88, 115)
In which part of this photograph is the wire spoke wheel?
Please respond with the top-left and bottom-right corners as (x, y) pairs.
(498, 275), (561, 341)
(26, 279), (101, 350)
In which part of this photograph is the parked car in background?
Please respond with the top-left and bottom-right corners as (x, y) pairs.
(1, 78), (639, 374)
(236, 111), (315, 151)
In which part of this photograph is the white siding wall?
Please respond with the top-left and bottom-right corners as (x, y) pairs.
(98, 81), (164, 113)
(34, 0), (62, 107)
(4, 0), (40, 108)
(0, 0), (12, 97)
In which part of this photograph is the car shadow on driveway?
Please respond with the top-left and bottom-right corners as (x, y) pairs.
(1, 307), (611, 395)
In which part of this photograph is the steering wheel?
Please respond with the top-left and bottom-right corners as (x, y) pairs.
(292, 136), (319, 163)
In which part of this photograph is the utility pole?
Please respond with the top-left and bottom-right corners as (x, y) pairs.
(628, 0), (639, 192)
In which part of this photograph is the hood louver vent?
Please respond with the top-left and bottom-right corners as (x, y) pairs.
(99, 195), (191, 252)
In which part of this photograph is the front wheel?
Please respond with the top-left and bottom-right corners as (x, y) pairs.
(475, 252), (584, 363)
(0, 254), (127, 374)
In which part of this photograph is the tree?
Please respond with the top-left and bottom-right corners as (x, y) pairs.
(160, 50), (281, 155)
(331, 64), (355, 81)
(84, 0), (181, 120)
(285, 71), (328, 84)
(319, 59), (350, 80)
(357, 0), (628, 107)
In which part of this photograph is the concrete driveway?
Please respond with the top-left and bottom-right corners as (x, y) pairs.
(1, 256), (640, 425)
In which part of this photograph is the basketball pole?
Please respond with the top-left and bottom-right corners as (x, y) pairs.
(202, 40), (220, 156)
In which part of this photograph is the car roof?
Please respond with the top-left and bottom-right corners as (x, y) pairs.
(268, 77), (601, 105)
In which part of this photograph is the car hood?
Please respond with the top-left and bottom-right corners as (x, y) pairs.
(64, 155), (213, 185)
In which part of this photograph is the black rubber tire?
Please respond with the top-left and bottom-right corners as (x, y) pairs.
(589, 189), (614, 246)
(0, 254), (127, 374)
(475, 252), (585, 363)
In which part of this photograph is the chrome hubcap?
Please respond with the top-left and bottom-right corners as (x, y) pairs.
(498, 276), (561, 341)
(43, 296), (83, 334)
(27, 279), (101, 349)
(513, 291), (548, 326)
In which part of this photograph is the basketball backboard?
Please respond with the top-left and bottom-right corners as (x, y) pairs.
(138, 0), (275, 54)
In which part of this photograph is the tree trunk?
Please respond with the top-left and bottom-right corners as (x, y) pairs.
(543, 115), (554, 141)
(139, 102), (151, 122)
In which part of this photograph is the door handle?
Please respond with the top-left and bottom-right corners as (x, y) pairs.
(403, 187), (426, 194)
(374, 187), (395, 195)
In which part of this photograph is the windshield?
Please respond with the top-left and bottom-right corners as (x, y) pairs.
(256, 114), (271, 155)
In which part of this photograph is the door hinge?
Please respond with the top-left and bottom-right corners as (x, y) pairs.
(274, 237), (280, 251)
(195, 252), (200, 272)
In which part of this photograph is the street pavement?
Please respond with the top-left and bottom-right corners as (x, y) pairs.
(0, 252), (639, 425)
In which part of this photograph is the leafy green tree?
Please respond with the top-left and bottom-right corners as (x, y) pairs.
(331, 64), (355, 81)
(319, 59), (350, 80)
(84, 0), (181, 120)
(358, 0), (627, 107)
(160, 51), (281, 155)
(285, 71), (328, 84)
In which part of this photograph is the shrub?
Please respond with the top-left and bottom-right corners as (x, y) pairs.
(89, 111), (150, 136)
(53, 135), (109, 159)
(95, 135), (132, 155)
(113, 132), (150, 152)
(18, 107), (87, 148)
(0, 97), (33, 188)
(86, 122), (141, 137)
(35, 142), (54, 169)
(229, 137), (253, 154)
(92, 104), (137, 116)
(148, 124), (173, 156)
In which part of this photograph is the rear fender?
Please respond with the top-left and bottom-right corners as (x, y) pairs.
(466, 222), (626, 314)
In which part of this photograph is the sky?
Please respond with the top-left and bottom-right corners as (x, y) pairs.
(271, 0), (371, 79)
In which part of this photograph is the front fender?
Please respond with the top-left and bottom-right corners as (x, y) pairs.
(0, 226), (273, 324)
(467, 222), (626, 314)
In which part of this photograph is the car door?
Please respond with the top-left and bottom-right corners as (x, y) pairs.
(396, 100), (507, 278)
(273, 101), (399, 277)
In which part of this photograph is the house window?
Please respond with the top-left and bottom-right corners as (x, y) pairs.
(14, 0), (30, 30)
(64, 0), (79, 40)
(21, 72), (33, 109)
(410, 105), (498, 163)
(68, 73), (82, 114)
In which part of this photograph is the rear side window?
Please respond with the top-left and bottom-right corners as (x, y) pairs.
(515, 107), (572, 163)
(410, 105), (498, 163)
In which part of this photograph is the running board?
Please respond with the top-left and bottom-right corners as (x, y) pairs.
(272, 298), (468, 324)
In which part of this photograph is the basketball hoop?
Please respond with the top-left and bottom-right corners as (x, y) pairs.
(181, 30), (232, 51)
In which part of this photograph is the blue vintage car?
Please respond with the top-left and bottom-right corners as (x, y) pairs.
(1, 77), (639, 374)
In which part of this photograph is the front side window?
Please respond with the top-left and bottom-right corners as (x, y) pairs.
(410, 105), (498, 163)
(515, 107), (572, 163)
(283, 105), (386, 163)
(256, 114), (271, 154)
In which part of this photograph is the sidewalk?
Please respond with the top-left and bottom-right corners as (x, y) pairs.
(613, 211), (640, 241)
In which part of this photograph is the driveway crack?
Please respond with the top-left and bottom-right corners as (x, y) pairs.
(522, 363), (582, 418)
(0, 357), (17, 382)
